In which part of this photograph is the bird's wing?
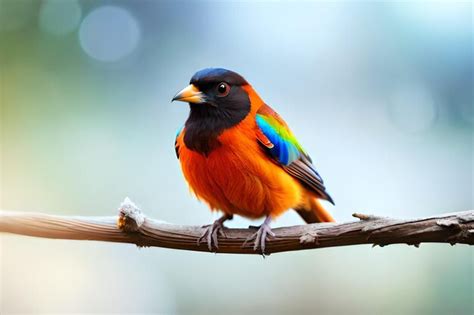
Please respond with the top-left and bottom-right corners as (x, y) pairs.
(256, 104), (334, 204)
(175, 126), (184, 159)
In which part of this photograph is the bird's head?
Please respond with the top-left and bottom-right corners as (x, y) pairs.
(172, 68), (251, 116)
(172, 68), (258, 154)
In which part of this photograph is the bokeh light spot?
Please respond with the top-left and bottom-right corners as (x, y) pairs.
(79, 6), (140, 62)
(39, 0), (82, 36)
(388, 85), (438, 133)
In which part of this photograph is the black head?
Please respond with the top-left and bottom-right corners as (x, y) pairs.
(172, 68), (251, 155)
(173, 68), (249, 108)
(190, 68), (248, 87)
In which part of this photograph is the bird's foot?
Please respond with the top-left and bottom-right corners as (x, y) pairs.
(243, 217), (275, 255)
(197, 215), (231, 251)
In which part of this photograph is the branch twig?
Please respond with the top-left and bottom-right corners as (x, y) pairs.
(1, 198), (473, 255)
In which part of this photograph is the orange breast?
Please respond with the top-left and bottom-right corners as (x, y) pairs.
(176, 115), (305, 219)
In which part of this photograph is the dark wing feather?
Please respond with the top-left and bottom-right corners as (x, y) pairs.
(175, 126), (184, 159)
(283, 156), (334, 204)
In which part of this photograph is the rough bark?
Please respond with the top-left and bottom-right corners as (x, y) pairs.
(1, 198), (473, 255)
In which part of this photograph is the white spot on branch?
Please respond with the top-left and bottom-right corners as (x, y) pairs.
(300, 232), (319, 244)
(117, 197), (145, 232)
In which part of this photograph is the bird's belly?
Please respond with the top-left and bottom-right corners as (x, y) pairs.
(179, 141), (303, 219)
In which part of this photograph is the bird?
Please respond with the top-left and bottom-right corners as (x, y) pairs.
(172, 68), (334, 254)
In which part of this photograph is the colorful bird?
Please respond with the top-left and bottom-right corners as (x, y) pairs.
(172, 68), (334, 254)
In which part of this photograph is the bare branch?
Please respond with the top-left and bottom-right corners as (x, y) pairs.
(1, 198), (473, 255)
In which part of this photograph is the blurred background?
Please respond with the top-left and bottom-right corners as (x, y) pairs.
(0, 0), (472, 314)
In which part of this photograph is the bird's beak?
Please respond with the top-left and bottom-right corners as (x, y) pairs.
(172, 84), (205, 104)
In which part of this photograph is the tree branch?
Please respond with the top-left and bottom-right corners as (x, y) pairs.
(1, 198), (473, 255)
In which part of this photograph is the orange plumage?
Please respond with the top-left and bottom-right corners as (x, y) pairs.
(173, 68), (334, 252)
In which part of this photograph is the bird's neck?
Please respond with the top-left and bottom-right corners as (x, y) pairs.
(242, 84), (265, 113)
(184, 105), (246, 156)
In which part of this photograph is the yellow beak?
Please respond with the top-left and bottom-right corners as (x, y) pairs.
(172, 84), (205, 104)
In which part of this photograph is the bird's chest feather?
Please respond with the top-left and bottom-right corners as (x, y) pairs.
(177, 124), (302, 218)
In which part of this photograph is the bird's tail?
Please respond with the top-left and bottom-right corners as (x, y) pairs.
(295, 197), (335, 223)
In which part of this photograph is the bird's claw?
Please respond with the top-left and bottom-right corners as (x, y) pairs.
(242, 222), (275, 255)
(197, 220), (227, 251)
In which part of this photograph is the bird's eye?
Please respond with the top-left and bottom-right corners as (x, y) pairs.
(216, 82), (230, 97)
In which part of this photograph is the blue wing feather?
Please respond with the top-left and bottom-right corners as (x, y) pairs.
(255, 115), (300, 166)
